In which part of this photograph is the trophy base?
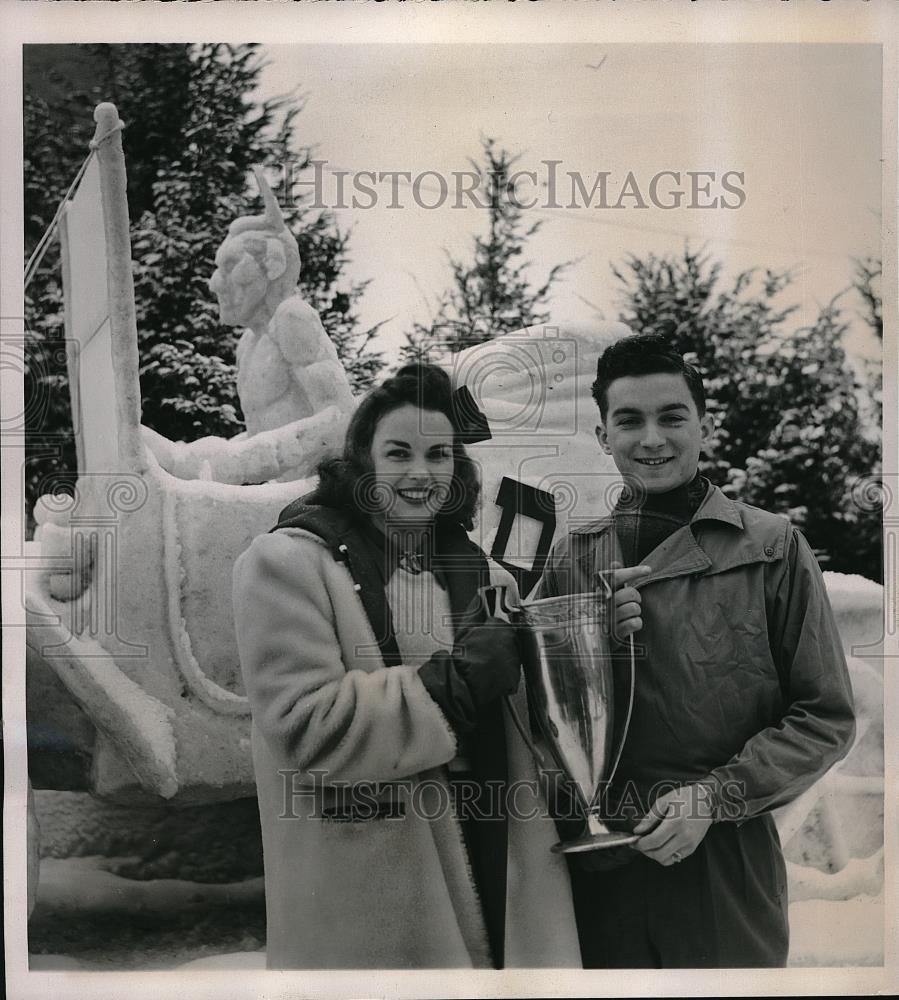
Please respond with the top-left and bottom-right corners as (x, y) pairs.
(551, 831), (639, 854)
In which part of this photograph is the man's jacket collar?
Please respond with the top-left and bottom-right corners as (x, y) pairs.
(571, 484), (750, 587)
(573, 482), (743, 535)
(690, 483), (745, 529)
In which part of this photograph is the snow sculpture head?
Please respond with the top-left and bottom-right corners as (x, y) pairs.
(208, 167), (302, 328)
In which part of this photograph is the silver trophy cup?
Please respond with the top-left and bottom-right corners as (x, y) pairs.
(483, 585), (637, 853)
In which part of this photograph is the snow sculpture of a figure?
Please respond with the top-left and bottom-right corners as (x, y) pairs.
(142, 169), (354, 484)
(214, 168), (354, 435)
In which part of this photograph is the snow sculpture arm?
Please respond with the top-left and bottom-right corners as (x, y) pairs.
(268, 296), (355, 417)
(141, 406), (348, 485)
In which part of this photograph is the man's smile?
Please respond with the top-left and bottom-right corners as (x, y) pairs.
(634, 457), (674, 467)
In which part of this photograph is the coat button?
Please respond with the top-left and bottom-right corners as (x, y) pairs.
(764, 545), (775, 556)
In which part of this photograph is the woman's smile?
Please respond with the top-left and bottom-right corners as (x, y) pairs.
(395, 486), (434, 503)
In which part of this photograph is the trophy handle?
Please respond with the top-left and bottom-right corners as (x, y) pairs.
(477, 583), (518, 624)
(586, 567), (636, 795)
(603, 634), (636, 792)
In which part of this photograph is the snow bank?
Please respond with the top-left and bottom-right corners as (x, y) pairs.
(788, 894), (884, 967)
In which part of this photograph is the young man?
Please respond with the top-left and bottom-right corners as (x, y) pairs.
(534, 333), (856, 968)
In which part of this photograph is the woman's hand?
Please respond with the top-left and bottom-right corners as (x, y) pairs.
(418, 617), (522, 732)
(453, 617), (523, 703)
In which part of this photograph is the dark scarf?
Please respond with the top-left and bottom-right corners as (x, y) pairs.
(614, 471), (710, 566)
(273, 493), (491, 667)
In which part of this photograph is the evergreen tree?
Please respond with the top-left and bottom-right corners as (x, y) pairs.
(402, 137), (571, 361)
(851, 256), (883, 341)
(24, 43), (383, 529)
(612, 247), (882, 580)
(849, 255), (883, 432)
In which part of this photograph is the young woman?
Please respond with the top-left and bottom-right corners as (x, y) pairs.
(233, 363), (579, 969)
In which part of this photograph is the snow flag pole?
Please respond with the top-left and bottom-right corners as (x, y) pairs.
(59, 102), (146, 476)
(91, 102), (145, 473)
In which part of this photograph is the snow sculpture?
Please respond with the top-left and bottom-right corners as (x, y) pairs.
(26, 105), (333, 804)
(225, 167), (354, 435)
(140, 167), (354, 486)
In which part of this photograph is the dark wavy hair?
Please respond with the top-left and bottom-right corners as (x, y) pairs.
(315, 363), (481, 531)
(592, 333), (706, 421)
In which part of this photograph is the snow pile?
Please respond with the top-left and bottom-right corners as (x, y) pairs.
(788, 895), (884, 967)
(776, 573), (885, 967)
(786, 850), (884, 968)
(787, 851), (883, 903)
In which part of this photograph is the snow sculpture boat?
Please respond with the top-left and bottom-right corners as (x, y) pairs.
(25, 103), (351, 802)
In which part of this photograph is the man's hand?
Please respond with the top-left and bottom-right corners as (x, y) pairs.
(605, 561), (652, 641)
(632, 784), (715, 866)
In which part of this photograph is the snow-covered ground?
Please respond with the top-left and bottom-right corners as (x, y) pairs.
(172, 887), (887, 970)
(788, 895), (884, 968)
(28, 852), (885, 970)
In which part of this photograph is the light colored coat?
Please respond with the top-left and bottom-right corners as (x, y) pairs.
(233, 527), (581, 969)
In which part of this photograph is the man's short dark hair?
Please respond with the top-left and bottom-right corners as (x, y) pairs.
(592, 334), (706, 420)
